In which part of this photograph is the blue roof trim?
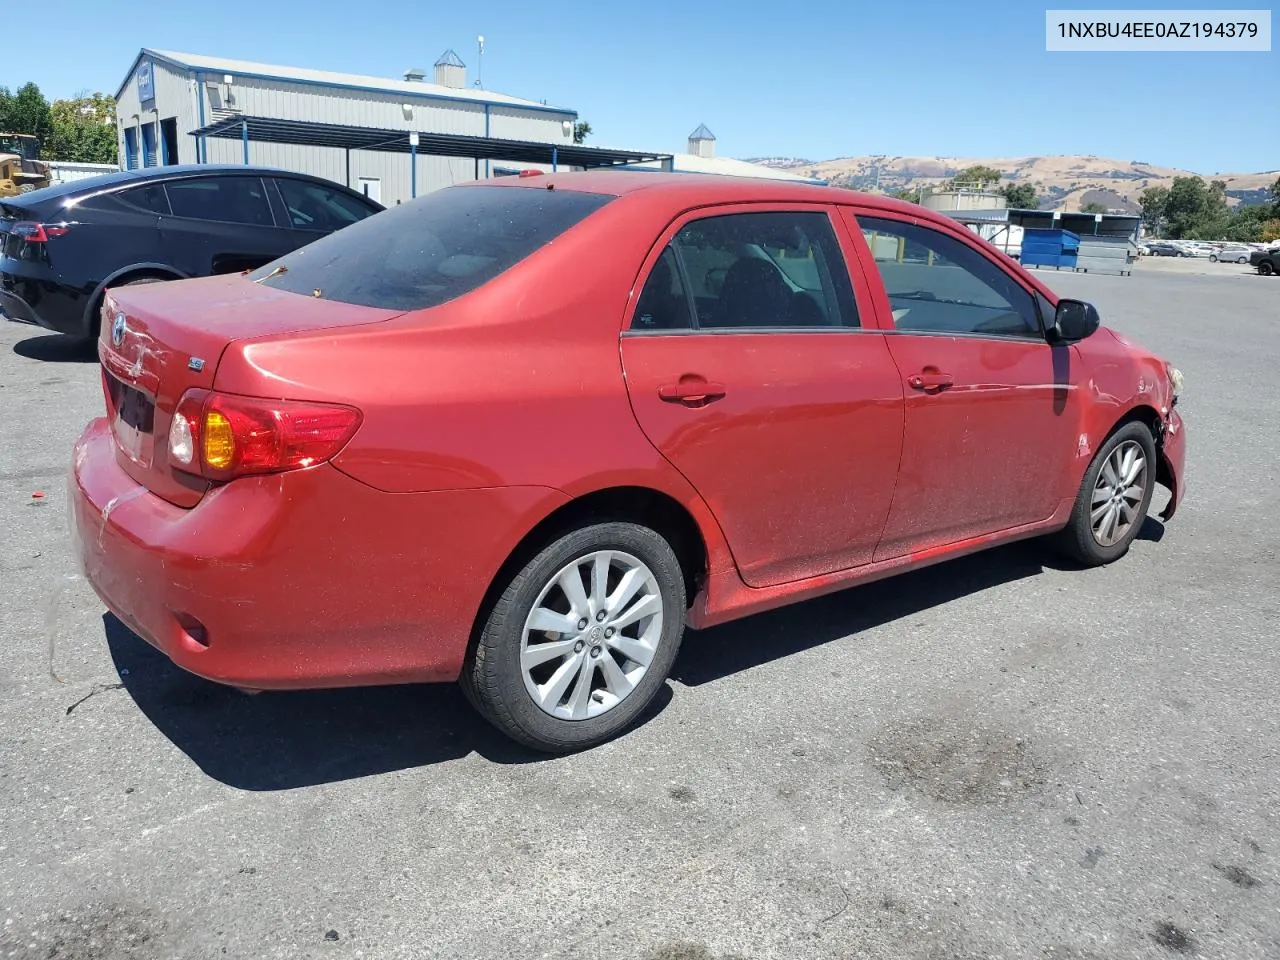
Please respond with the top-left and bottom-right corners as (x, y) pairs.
(114, 49), (191, 100)
(116, 48), (578, 118)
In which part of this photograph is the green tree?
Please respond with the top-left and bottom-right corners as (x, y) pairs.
(943, 164), (1001, 191)
(45, 92), (117, 164)
(1000, 181), (1038, 208)
(1081, 201), (1108, 214)
(1158, 176), (1230, 238)
(3, 82), (53, 142)
(1139, 185), (1169, 235)
(889, 187), (921, 203)
(572, 121), (591, 144)
(1261, 219), (1280, 243)
(1269, 176), (1280, 217)
(0, 86), (12, 131)
(1218, 203), (1270, 243)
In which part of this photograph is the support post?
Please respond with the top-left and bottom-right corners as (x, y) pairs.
(552, 147), (558, 172)
(345, 148), (351, 188)
(241, 120), (249, 164)
(408, 131), (419, 199)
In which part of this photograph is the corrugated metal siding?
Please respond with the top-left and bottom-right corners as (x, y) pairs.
(116, 59), (200, 165)
(488, 106), (572, 142)
(116, 54), (576, 204)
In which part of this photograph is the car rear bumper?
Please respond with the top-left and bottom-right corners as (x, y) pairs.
(0, 265), (90, 337)
(70, 417), (567, 690)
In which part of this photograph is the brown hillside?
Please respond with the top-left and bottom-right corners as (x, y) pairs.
(750, 155), (1277, 212)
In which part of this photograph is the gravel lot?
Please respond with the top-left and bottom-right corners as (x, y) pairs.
(1, 267), (1277, 960)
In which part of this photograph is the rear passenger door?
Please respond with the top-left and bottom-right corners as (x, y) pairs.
(621, 204), (905, 588)
(158, 175), (294, 276)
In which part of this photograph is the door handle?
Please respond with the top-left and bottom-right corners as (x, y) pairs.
(658, 380), (726, 406)
(907, 370), (954, 393)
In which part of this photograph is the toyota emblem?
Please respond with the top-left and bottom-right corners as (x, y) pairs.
(111, 313), (127, 347)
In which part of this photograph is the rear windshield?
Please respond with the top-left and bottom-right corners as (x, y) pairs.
(248, 184), (615, 311)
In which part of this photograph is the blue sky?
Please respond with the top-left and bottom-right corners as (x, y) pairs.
(5, 0), (1276, 173)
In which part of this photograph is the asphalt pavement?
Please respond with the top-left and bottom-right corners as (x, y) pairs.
(1, 265), (1277, 960)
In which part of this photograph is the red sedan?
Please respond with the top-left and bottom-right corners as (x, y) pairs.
(69, 171), (1186, 753)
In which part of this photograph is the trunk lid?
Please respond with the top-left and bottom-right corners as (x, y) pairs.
(99, 272), (402, 507)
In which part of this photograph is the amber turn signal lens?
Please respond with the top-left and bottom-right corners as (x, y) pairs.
(203, 409), (236, 470)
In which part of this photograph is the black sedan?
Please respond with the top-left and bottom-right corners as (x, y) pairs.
(1, 164), (384, 341)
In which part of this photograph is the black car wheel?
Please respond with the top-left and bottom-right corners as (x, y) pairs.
(1260, 262), (1276, 276)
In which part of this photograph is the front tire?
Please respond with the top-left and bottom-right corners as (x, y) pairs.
(1054, 421), (1158, 566)
(462, 522), (686, 753)
(1209, 255), (1219, 262)
(1260, 261), (1276, 276)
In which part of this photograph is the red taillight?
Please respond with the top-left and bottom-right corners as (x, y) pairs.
(518, 169), (545, 178)
(12, 221), (70, 242)
(169, 389), (362, 482)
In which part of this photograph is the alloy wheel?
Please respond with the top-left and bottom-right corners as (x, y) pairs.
(1090, 440), (1148, 547)
(520, 550), (664, 721)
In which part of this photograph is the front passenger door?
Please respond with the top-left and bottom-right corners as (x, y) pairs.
(159, 175), (293, 276)
(847, 212), (1081, 561)
(272, 177), (381, 251)
(621, 206), (904, 588)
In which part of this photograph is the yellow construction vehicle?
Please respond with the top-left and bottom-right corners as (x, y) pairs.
(0, 134), (52, 197)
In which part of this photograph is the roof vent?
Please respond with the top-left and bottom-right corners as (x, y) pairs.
(403, 67), (427, 82)
(433, 49), (466, 89)
(688, 123), (716, 158)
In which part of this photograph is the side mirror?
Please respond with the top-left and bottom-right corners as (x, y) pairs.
(1049, 298), (1100, 343)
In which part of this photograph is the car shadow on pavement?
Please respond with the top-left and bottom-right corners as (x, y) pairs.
(103, 614), (671, 791)
(13, 332), (97, 363)
(673, 521), (1162, 687)
(103, 519), (1165, 790)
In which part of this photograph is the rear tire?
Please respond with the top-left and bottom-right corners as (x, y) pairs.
(1260, 262), (1276, 276)
(462, 521), (686, 754)
(1053, 421), (1158, 566)
(1209, 255), (1218, 262)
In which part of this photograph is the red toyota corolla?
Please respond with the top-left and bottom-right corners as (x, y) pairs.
(69, 171), (1186, 753)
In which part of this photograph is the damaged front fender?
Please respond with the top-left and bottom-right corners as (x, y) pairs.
(1155, 407), (1186, 521)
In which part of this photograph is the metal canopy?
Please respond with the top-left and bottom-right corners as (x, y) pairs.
(187, 115), (672, 168)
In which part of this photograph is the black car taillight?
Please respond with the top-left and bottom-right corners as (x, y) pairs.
(12, 221), (71, 242)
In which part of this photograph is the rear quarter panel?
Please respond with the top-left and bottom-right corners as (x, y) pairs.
(211, 192), (740, 575)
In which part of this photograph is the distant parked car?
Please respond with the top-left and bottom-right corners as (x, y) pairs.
(1145, 242), (1185, 257)
(1250, 246), (1280, 276)
(1209, 245), (1251, 264)
(1, 164), (384, 342)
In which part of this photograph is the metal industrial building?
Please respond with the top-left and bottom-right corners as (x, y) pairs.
(112, 48), (672, 206)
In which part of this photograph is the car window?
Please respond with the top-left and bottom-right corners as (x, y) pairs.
(666, 210), (859, 329)
(117, 184), (171, 215)
(165, 177), (274, 227)
(632, 247), (694, 331)
(857, 216), (1042, 338)
(249, 184), (614, 311)
(276, 178), (378, 232)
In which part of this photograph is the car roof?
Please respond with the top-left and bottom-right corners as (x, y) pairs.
(14, 164), (365, 207)
(466, 169), (929, 217)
